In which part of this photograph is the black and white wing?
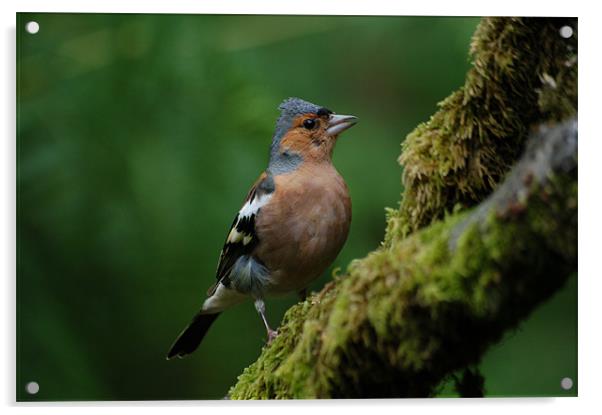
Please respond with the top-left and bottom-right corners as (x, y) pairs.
(207, 172), (274, 295)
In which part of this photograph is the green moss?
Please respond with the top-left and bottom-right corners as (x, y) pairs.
(385, 18), (577, 244)
(229, 283), (342, 399)
(228, 17), (578, 399)
(229, 130), (576, 397)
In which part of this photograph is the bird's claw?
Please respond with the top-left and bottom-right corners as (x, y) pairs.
(267, 329), (279, 344)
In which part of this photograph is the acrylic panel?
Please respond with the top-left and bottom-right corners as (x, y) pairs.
(16, 13), (578, 400)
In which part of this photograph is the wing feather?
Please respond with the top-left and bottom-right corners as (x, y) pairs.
(207, 172), (274, 295)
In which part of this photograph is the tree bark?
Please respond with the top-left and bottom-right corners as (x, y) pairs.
(228, 17), (578, 399)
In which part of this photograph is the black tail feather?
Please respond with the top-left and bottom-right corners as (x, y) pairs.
(166, 312), (220, 359)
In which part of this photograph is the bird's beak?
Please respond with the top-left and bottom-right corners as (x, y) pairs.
(326, 114), (358, 137)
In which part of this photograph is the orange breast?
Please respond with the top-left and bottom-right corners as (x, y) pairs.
(254, 163), (351, 294)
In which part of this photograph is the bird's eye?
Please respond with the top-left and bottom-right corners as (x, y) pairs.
(303, 118), (318, 130)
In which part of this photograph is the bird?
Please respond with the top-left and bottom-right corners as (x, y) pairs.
(166, 97), (357, 359)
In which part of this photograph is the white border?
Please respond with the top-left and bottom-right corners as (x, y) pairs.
(3, 1), (600, 415)
(8, 0), (583, 16)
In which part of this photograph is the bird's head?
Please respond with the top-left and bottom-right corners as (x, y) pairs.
(268, 97), (357, 174)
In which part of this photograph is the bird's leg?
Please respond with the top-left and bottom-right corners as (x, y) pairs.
(298, 288), (308, 302)
(254, 298), (278, 343)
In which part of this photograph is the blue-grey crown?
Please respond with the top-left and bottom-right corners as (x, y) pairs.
(270, 97), (323, 158)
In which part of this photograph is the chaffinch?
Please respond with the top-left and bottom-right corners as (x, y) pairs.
(167, 97), (357, 359)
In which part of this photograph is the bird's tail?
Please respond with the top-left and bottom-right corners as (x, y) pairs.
(166, 312), (220, 359)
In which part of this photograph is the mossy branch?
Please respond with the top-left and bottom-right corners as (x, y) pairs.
(386, 17), (577, 242)
(228, 17), (577, 399)
(229, 119), (577, 398)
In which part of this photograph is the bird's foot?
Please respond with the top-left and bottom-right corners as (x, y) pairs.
(267, 329), (279, 344)
(255, 298), (279, 344)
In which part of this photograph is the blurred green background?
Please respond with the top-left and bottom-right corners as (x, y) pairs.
(16, 13), (576, 400)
